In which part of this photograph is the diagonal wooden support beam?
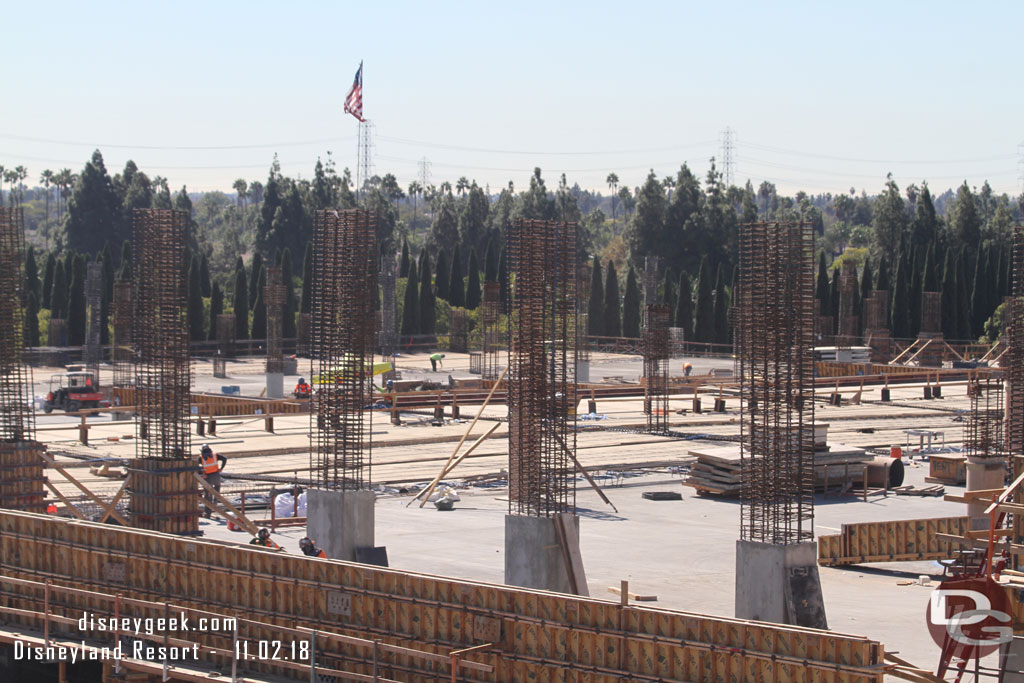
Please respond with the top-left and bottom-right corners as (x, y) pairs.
(553, 432), (618, 513)
(193, 473), (264, 540)
(37, 452), (129, 525)
(98, 475), (131, 524)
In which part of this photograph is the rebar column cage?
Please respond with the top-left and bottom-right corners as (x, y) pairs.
(643, 255), (661, 309)
(837, 261), (859, 345)
(920, 292), (942, 335)
(507, 219), (578, 517)
(128, 209), (197, 535)
(481, 281), (502, 380)
(111, 281), (133, 389)
(215, 314), (236, 357)
(737, 221), (815, 545)
(310, 210), (377, 491)
(643, 304), (671, 434)
(264, 266), (286, 373)
(1007, 227), (1024, 560)
(864, 289), (892, 362)
(0, 208), (45, 512)
(449, 308), (468, 353)
(84, 261), (103, 381)
(379, 252), (397, 358)
(576, 261), (591, 362)
(965, 374), (1004, 461)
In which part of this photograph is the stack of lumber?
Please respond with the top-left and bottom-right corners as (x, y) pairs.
(814, 346), (872, 363)
(683, 442), (873, 496)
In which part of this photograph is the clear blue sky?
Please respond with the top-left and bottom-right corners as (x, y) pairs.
(2, 0), (1021, 199)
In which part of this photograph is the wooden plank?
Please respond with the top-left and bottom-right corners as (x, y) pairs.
(37, 451), (129, 525)
(42, 480), (86, 520)
(608, 586), (658, 601)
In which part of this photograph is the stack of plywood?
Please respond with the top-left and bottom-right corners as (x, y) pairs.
(814, 346), (872, 363)
(683, 438), (873, 497)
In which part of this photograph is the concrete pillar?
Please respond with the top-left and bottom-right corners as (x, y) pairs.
(735, 540), (827, 629)
(504, 514), (588, 595)
(265, 372), (284, 399)
(306, 489), (375, 562)
(966, 456), (1005, 530)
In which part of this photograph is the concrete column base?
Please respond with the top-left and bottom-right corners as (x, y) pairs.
(735, 540), (827, 628)
(505, 514), (588, 595)
(265, 373), (284, 399)
(576, 360), (590, 383)
(967, 457), (1006, 530)
(306, 489), (375, 562)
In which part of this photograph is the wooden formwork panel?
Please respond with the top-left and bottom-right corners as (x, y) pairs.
(0, 441), (46, 512)
(0, 511), (887, 682)
(818, 516), (968, 566)
(113, 387), (305, 417)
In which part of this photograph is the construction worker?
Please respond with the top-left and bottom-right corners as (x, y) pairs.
(198, 444), (227, 517)
(299, 536), (327, 558)
(249, 528), (274, 547)
(430, 352), (445, 372)
(293, 377), (311, 399)
(683, 362), (693, 377)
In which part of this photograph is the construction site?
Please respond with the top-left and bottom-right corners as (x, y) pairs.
(3, 206), (1024, 683)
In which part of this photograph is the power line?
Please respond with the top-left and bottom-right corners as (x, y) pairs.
(0, 133), (354, 151)
(739, 140), (1016, 165)
(377, 135), (719, 156)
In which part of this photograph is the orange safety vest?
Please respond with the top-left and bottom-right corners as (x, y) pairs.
(200, 451), (219, 475)
(316, 549), (327, 558)
(295, 383), (310, 396)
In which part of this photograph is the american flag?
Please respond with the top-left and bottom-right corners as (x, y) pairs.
(344, 61), (364, 122)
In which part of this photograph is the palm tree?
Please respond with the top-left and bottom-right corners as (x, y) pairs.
(14, 166), (27, 206)
(0, 165), (5, 206)
(40, 169), (54, 235)
(456, 176), (469, 196)
(407, 181), (422, 232)
(606, 173), (619, 223)
(3, 170), (16, 207)
(56, 168), (74, 222)
(232, 179), (248, 209)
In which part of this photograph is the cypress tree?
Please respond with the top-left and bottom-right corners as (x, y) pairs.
(728, 267), (738, 344)
(673, 272), (692, 340)
(63, 251), (74, 308)
(940, 249), (957, 339)
(199, 252), (212, 297)
(119, 240), (131, 281)
(815, 251), (830, 316)
(417, 247), (428, 279)
(25, 245), (40, 302)
(712, 264), (729, 344)
(100, 243), (114, 344)
(399, 239), (410, 278)
(208, 282), (223, 341)
(908, 248), (922, 336)
(622, 267), (641, 338)
(188, 255), (205, 341)
(248, 253), (263, 309)
(435, 249), (450, 302)
(42, 252), (55, 308)
(693, 257), (714, 343)
(51, 262), (67, 319)
(448, 245), (465, 308)
(401, 261), (419, 336)
(587, 256), (604, 336)
(603, 260), (621, 337)
(24, 292), (40, 347)
(68, 255), (86, 345)
(300, 241), (313, 315)
(859, 259), (873, 334)
(662, 268), (676, 327)
(922, 244), (939, 292)
(419, 257), (436, 335)
(891, 259), (910, 339)
(497, 248), (509, 311)
(484, 238), (498, 282)
(875, 255), (891, 292)
(233, 257), (249, 340)
(465, 249), (482, 310)
(282, 247), (296, 340)
(970, 249), (988, 337)
(1001, 249), (1011, 299)
(829, 266), (840, 335)
(250, 266), (267, 340)
(957, 249), (972, 340)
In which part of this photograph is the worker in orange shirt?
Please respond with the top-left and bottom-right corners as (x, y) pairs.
(293, 377), (311, 399)
(299, 536), (328, 558)
(683, 362), (693, 377)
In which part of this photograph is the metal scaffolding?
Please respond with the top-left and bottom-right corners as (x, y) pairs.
(481, 281), (502, 380)
(0, 208), (45, 512)
(379, 252), (397, 358)
(507, 219), (577, 517)
(737, 221), (815, 545)
(643, 303), (671, 434)
(265, 265), (286, 373)
(127, 209), (198, 535)
(310, 209), (377, 490)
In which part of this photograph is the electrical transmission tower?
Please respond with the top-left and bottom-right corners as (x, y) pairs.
(355, 120), (375, 198)
(721, 127), (735, 188)
(418, 157), (432, 190)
